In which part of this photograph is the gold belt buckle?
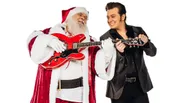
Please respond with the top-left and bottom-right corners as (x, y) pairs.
(58, 80), (61, 91)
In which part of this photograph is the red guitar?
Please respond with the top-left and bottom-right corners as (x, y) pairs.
(41, 33), (101, 69)
(41, 33), (144, 69)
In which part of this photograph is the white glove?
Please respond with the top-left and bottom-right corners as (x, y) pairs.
(101, 38), (115, 58)
(47, 37), (66, 53)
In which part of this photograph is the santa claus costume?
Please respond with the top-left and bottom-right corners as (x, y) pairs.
(27, 7), (116, 103)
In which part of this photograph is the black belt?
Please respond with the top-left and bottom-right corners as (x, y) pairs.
(58, 77), (83, 89)
(125, 77), (136, 83)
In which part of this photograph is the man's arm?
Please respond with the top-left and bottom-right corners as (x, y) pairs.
(139, 27), (157, 56)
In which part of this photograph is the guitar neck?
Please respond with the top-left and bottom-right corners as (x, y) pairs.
(73, 39), (125, 49)
(74, 41), (102, 49)
(72, 38), (142, 49)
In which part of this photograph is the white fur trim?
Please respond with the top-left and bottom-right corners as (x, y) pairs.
(49, 24), (66, 34)
(62, 7), (89, 27)
(81, 48), (89, 103)
(50, 68), (60, 103)
(95, 48), (116, 80)
(27, 30), (41, 47)
(105, 49), (116, 80)
(66, 7), (88, 22)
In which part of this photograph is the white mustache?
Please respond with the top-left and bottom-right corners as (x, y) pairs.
(78, 20), (85, 25)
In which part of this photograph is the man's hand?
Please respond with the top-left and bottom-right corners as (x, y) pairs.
(48, 38), (66, 53)
(115, 39), (126, 53)
(138, 34), (148, 45)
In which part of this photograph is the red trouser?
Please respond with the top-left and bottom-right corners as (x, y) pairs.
(56, 98), (82, 103)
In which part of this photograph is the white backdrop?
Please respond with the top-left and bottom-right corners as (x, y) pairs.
(0, 0), (180, 103)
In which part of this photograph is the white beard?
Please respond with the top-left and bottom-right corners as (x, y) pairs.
(66, 17), (88, 35)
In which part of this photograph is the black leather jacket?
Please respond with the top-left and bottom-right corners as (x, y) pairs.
(100, 25), (157, 99)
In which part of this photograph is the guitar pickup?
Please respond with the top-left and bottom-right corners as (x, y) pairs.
(73, 43), (78, 49)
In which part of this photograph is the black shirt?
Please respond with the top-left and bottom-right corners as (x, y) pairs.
(110, 26), (138, 75)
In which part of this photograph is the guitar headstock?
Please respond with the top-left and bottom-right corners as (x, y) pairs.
(112, 38), (144, 47)
(124, 38), (144, 47)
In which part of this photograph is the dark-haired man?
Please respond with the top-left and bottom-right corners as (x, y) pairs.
(100, 2), (157, 103)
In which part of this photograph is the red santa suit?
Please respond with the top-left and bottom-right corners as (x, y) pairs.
(27, 7), (116, 103)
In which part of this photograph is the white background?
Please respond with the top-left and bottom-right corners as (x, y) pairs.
(0, 0), (180, 103)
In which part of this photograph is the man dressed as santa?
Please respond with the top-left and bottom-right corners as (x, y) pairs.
(27, 7), (116, 103)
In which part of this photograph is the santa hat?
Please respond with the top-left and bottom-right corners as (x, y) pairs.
(61, 7), (89, 24)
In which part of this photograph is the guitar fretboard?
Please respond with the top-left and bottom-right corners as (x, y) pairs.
(76, 42), (102, 48)
(72, 38), (143, 49)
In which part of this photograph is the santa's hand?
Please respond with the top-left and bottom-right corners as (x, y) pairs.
(47, 37), (66, 53)
(101, 38), (115, 58)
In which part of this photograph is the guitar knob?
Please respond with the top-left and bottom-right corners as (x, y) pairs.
(54, 58), (57, 62)
(48, 62), (51, 65)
